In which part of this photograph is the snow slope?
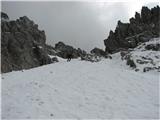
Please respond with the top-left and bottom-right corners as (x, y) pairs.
(2, 55), (159, 119)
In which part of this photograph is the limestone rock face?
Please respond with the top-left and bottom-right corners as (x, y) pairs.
(1, 13), (54, 73)
(90, 47), (106, 57)
(104, 6), (160, 53)
(1, 12), (9, 21)
(54, 41), (87, 58)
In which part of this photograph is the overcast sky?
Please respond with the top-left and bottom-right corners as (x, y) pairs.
(2, 1), (159, 51)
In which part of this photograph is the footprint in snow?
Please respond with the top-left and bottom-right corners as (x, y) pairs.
(38, 84), (43, 88)
(105, 96), (111, 101)
(153, 103), (160, 107)
(36, 98), (40, 101)
(54, 89), (58, 92)
(50, 113), (54, 117)
(78, 103), (83, 108)
(26, 116), (31, 119)
(84, 97), (89, 100)
(38, 101), (44, 105)
(34, 82), (38, 85)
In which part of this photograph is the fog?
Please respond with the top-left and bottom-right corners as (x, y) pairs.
(2, 1), (158, 51)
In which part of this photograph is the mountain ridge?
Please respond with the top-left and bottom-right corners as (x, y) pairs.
(104, 5), (160, 53)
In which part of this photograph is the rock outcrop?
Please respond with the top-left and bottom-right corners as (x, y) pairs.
(1, 12), (9, 21)
(81, 54), (101, 62)
(1, 12), (56, 73)
(104, 6), (160, 53)
(90, 47), (106, 57)
(53, 41), (103, 62)
(120, 37), (160, 72)
(54, 41), (87, 59)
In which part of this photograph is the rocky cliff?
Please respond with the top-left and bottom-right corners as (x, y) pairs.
(1, 12), (55, 73)
(1, 12), (91, 73)
(104, 6), (160, 53)
(54, 41), (87, 58)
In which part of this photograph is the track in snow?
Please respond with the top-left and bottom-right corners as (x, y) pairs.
(2, 56), (159, 119)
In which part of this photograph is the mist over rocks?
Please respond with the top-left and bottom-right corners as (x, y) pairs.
(104, 5), (160, 53)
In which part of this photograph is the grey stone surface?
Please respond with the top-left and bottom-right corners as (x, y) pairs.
(1, 13), (55, 73)
(104, 6), (160, 53)
(54, 41), (87, 59)
(90, 47), (106, 57)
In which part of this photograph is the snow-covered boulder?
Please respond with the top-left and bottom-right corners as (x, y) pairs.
(120, 37), (160, 72)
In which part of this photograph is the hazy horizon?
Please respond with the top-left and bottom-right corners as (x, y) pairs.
(2, 1), (158, 51)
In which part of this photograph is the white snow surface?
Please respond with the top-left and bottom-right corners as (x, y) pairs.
(2, 52), (159, 119)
